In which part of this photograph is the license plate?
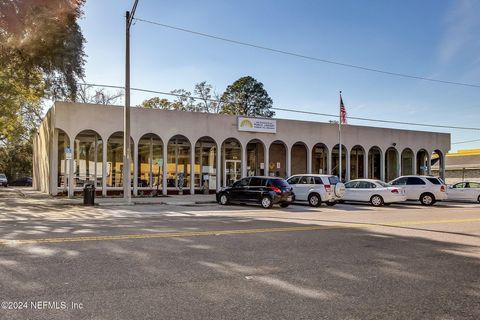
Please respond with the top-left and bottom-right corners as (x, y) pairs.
(287, 196), (293, 202)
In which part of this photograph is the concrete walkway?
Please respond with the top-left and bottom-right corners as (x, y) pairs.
(13, 187), (217, 206)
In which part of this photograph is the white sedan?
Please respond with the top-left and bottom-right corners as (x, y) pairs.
(343, 179), (407, 206)
(446, 181), (480, 203)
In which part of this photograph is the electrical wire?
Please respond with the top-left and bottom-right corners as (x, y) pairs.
(451, 138), (480, 145)
(79, 82), (480, 131)
(133, 17), (480, 89)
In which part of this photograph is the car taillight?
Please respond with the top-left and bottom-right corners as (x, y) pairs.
(325, 184), (332, 192)
(269, 186), (281, 194)
(391, 188), (399, 194)
(440, 185), (446, 192)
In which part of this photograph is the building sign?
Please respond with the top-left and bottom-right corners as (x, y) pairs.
(238, 117), (276, 133)
(65, 147), (72, 160)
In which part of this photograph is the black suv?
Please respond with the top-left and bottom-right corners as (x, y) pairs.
(216, 176), (294, 209)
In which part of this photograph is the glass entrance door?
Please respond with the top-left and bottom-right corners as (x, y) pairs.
(224, 160), (241, 187)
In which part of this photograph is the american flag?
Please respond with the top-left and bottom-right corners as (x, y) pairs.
(340, 95), (347, 124)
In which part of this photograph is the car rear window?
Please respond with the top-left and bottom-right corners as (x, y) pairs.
(268, 179), (289, 188)
(249, 177), (265, 186)
(314, 177), (323, 184)
(328, 176), (340, 185)
(407, 177), (426, 185)
(426, 177), (441, 185)
(376, 181), (390, 187)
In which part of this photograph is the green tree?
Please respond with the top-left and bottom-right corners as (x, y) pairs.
(140, 97), (172, 109)
(0, 0), (86, 177)
(220, 76), (274, 118)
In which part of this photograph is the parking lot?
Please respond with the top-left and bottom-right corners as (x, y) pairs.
(0, 187), (479, 319)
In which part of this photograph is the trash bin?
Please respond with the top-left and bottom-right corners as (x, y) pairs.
(83, 183), (95, 206)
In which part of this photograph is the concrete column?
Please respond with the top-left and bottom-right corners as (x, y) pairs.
(102, 139), (107, 197)
(396, 151), (401, 179)
(363, 150), (368, 179)
(286, 145), (292, 177)
(133, 142), (138, 196)
(440, 153), (446, 181)
(51, 130), (59, 196)
(327, 149), (332, 175)
(427, 153), (432, 175)
(241, 143), (247, 178)
(68, 141), (74, 198)
(380, 150), (385, 181)
(216, 144), (222, 191)
(162, 144), (168, 195)
(306, 146), (312, 174)
(190, 145), (195, 195)
(412, 153), (417, 175)
(264, 143), (269, 177)
(345, 147), (350, 181)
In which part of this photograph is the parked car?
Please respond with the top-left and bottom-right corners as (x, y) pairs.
(446, 181), (480, 203)
(216, 176), (294, 209)
(286, 174), (345, 207)
(9, 177), (32, 187)
(343, 179), (407, 206)
(0, 173), (8, 187)
(389, 175), (447, 206)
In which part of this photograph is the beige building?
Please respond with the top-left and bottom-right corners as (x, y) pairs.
(33, 102), (450, 196)
(432, 149), (480, 184)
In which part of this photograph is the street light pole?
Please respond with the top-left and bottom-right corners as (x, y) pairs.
(123, 0), (138, 202)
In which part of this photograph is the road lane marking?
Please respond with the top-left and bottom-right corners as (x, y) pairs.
(1, 217), (480, 246)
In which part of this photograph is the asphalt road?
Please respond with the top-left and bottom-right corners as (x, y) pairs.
(0, 188), (479, 319)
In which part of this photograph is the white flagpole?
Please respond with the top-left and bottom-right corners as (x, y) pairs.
(339, 91), (342, 182)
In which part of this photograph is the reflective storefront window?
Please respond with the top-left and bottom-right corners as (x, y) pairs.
(167, 135), (191, 189)
(291, 143), (307, 175)
(246, 140), (264, 176)
(368, 147), (382, 180)
(195, 137), (217, 191)
(269, 141), (287, 178)
(350, 145), (364, 180)
(332, 144), (347, 179)
(222, 138), (241, 187)
(57, 129), (69, 189)
(385, 148), (398, 182)
(73, 130), (103, 188)
(107, 132), (134, 188)
(312, 144), (328, 175)
(401, 149), (414, 176)
(138, 134), (163, 189)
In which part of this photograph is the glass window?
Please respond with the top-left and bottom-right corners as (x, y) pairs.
(469, 182), (480, 188)
(426, 177), (441, 185)
(267, 179), (289, 188)
(107, 132), (134, 188)
(391, 177), (406, 186)
(407, 177), (426, 185)
(356, 181), (371, 189)
(249, 177), (263, 186)
(453, 182), (466, 189)
(345, 181), (358, 188)
(167, 136), (191, 189)
(73, 131), (103, 188)
(300, 176), (314, 184)
(328, 176), (340, 185)
(287, 176), (301, 185)
(195, 138), (216, 190)
(138, 134), (163, 189)
(314, 177), (323, 184)
(376, 181), (390, 188)
(57, 130), (69, 189)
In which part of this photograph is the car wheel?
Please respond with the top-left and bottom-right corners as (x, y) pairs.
(308, 193), (321, 207)
(420, 193), (435, 206)
(477, 195), (480, 203)
(370, 195), (384, 207)
(219, 193), (229, 205)
(280, 202), (290, 208)
(326, 202), (336, 206)
(261, 196), (273, 209)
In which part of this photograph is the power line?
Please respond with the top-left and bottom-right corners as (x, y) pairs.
(451, 138), (480, 145)
(80, 82), (480, 131)
(133, 17), (480, 89)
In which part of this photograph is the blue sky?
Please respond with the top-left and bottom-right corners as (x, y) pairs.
(78, 0), (480, 152)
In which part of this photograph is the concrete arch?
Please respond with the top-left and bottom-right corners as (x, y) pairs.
(246, 138), (267, 176)
(332, 144), (348, 180)
(221, 137), (243, 187)
(416, 148), (430, 175)
(269, 140), (288, 178)
(385, 147), (400, 182)
(194, 136), (218, 193)
(291, 141), (309, 175)
(401, 148), (415, 176)
(312, 143), (329, 175)
(368, 146), (383, 180)
(431, 149), (445, 180)
(350, 145), (366, 180)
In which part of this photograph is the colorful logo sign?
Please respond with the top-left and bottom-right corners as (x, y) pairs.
(238, 117), (276, 133)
